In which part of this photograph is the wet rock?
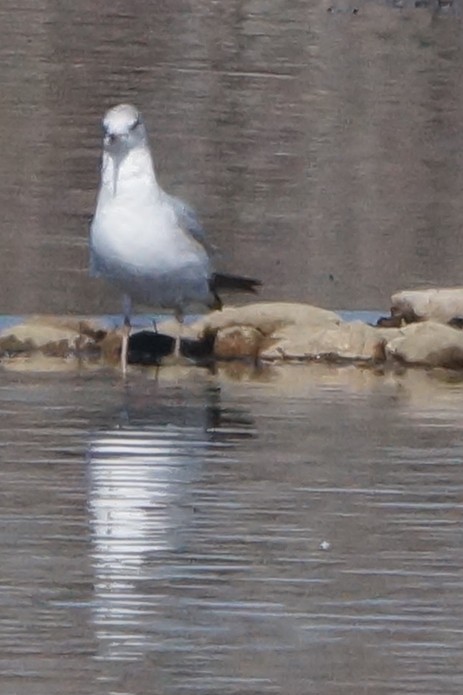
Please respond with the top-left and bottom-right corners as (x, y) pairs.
(214, 325), (263, 361)
(130, 304), (341, 364)
(0, 315), (213, 367)
(76, 320), (108, 343)
(135, 305), (395, 365)
(376, 315), (406, 328)
(41, 338), (73, 358)
(98, 330), (122, 364)
(7, 302), (463, 372)
(386, 321), (463, 368)
(0, 319), (81, 357)
(0, 317), (112, 360)
(390, 288), (463, 325)
(0, 333), (35, 356)
(260, 321), (397, 363)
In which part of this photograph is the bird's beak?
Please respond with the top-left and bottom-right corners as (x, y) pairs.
(103, 132), (128, 196)
(112, 156), (120, 197)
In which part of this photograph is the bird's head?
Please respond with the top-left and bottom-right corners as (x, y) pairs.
(100, 104), (151, 196)
(102, 103), (148, 156)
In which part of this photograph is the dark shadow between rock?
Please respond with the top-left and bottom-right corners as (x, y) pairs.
(180, 332), (215, 361)
(128, 331), (174, 365)
(448, 317), (463, 330)
(127, 330), (215, 366)
(377, 309), (420, 327)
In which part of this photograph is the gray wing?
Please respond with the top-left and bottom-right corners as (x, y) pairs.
(166, 194), (205, 243)
(88, 215), (102, 277)
(165, 193), (216, 256)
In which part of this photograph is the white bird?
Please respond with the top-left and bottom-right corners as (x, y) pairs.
(90, 103), (260, 373)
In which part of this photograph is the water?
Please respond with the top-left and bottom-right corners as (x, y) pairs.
(1, 366), (463, 694)
(2, 1), (463, 693)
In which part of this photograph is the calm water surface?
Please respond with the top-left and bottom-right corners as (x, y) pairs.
(1, 365), (463, 694)
(1, 1), (463, 693)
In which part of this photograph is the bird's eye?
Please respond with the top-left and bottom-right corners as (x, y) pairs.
(129, 117), (141, 131)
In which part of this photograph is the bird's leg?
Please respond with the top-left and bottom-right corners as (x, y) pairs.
(121, 294), (132, 375)
(121, 319), (130, 375)
(174, 310), (184, 359)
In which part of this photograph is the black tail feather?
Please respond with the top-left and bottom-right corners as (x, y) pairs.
(208, 272), (261, 311)
(210, 272), (261, 293)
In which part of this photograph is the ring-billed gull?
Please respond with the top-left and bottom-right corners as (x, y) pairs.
(90, 103), (261, 372)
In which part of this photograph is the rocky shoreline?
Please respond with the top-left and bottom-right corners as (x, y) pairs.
(3, 288), (463, 372)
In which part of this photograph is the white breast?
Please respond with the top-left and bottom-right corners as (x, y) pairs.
(90, 148), (211, 309)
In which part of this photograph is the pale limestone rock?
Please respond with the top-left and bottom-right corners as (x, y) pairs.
(260, 321), (397, 362)
(192, 302), (341, 338)
(8, 304), (458, 371)
(0, 316), (109, 358)
(161, 305), (401, 364)
(391, 288), (463, 324)
(386, 321), (463, 368)
(0, 318), (81, 355)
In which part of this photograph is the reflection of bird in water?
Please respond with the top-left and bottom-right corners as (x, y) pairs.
(88, 421), (206, 660)
(87, 388), (255, 661)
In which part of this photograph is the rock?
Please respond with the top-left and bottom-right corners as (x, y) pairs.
(192, 302), (341, 339)
(260, 321), (398, 362)
(0, 333), (35, 356)
(100, 305), (398, 365)
(0, 317), (110, 360)
(190, 302), (345, 361)
(8, 304), (463, 371)
(0, 318), (81, 357)
(214, 325), (263, 360)
(390, 288), (463, 325)
(40, 339), (73, 358)
(97, 331), (122, 364)
(376, 315), (405, 328)
(386, 321), (463, 368)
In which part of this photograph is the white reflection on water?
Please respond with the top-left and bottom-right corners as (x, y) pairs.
(86, 390), (253, 662)
(88, 420), (209, 659)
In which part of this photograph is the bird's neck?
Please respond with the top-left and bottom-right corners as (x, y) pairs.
(101, 146), (160, 200)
